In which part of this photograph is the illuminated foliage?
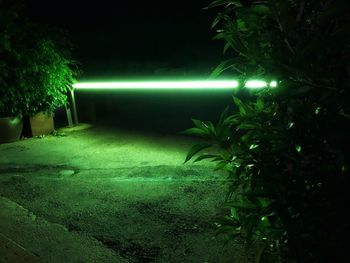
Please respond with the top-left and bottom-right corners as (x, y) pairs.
(186, 0), (350, 262)
(0, 3), (78, 117)
(18, 37), (76, 115)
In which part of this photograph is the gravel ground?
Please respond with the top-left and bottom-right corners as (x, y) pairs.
(0, 124), (250, 263)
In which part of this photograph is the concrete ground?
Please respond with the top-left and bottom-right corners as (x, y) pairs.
(0, 124), (250, 263)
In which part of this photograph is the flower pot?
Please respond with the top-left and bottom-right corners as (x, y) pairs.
(0, 116), (23, 144)
(24, 112), (54, 137)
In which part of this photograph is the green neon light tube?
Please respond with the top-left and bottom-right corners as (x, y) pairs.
(269, 80), (278, 88)
(244, 80), (278, 89)
(73, 80), (240, 90)
(245, 80), (267, 88)
(73, 80), (277, 90)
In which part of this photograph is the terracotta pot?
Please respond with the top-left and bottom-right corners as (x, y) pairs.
(26, 112), (54, 137)
(0, 116), (23, 144)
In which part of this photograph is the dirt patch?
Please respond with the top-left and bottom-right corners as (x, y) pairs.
(0, 175), (42, 201)
(94, 235), (160, 263)
(132, 199), (215, 237)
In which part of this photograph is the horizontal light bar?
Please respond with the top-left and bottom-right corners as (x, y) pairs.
(269, 80), (278, 88)
(73, 80), (239, 90)
(245, 80), (278, 89)
(73, 80), (277, 90)
(245, 80), (267, 88)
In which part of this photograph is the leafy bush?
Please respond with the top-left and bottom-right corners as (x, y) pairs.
(17, 37), (76, 115)
(0, 3), (78, 117)
(185, 0), (350, 262)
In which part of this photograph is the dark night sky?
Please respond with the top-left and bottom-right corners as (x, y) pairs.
(24, 0), (224, 78)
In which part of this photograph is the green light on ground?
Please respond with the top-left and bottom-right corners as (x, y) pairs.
(73, 80), (240, 90)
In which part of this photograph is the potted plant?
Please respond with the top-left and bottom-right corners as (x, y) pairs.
(19, 37), (77, 137)
(0, 3), (78, 140)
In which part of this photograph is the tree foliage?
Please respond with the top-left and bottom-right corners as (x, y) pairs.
(0, 2), (78, 117)
(186, 1), (350, 262)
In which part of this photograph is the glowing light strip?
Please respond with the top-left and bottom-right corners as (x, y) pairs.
(73, 80), (277, 90)
(245, 80), (278, 89)
(245, 80), (268, 89)
(73, 81), (239, 90)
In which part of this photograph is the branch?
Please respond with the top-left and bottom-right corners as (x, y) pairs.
(270, 0), (296, 55)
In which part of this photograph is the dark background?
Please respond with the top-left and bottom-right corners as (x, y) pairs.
(23, 0), (234, 132)
(25, 0), (224, 78)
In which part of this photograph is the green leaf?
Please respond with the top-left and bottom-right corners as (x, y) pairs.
(223, 42), (231, 54)
(181, 127), (208, 137)
(192, 118), (208, 130)
(230, 207), (239, 220)
(193, 154), (218, 162)
(255, 98), (264, 112)
(238, 123), (258, 130)
(212, 32), (225, 41)
(223, 114), (240, 125)
(257, 198), (272, 209)
(184, 143), (212, 163)
(226, 201), (256, 210)
(233, 96), (247, 116)
(211, 13), (224, 29)
(206, 121), (217, 136)
(212, 155), (224, 162)
(218, 106), (230, 126)
(207, 0), (227, 8)
(208, 0), (243, 9)
(214, 160), (228, 171)
(224, 22), (249, 56)
(209, 59), (236, 78)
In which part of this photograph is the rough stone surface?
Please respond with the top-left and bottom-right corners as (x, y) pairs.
(0, 197), (127, 263)
(0, 124), (248, 263)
